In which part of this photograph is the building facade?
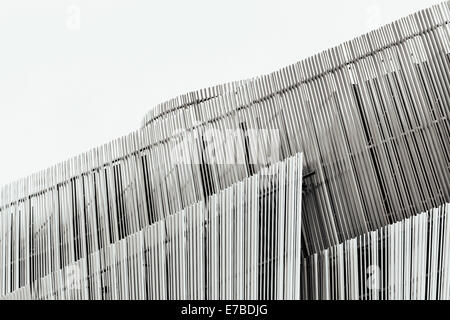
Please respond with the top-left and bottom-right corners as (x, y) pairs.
(0, 1), (449, 300)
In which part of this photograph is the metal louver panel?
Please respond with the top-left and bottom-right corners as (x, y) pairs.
(301, 203), (450, 300)
(0, 1), (449, 300)
(0, 154), (303, 300)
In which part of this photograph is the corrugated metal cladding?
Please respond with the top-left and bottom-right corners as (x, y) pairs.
(0, 1), (449, 300)
(302, 203), (450, 300)
(0, 154), (303, 300)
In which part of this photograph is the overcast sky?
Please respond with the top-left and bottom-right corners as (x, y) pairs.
(0, 0), (444, 186)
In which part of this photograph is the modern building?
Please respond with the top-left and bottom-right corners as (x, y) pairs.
(0, 1), (449, 300)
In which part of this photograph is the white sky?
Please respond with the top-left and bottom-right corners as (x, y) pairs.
(0, 0), (444, 186)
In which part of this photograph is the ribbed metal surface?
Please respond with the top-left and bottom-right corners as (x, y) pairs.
(301, 203), (450, 300)
(141, 80), (251, 128)
(0, 1), (449, 300)
(0, 154), (302, 300)
(142, 1), (450, 256)
(2, 2), (448, 258)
